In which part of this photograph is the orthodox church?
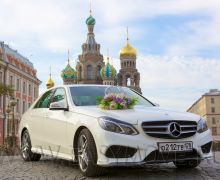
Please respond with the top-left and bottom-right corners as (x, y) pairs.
(46, 9), (141, 94)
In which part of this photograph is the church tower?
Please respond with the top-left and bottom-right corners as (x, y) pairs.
(118, 28), (142, 93)
(76, 9), (104, 84)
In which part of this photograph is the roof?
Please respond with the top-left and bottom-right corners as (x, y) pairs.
(0, 41), (33, 67)
(187, 89), (220, 112)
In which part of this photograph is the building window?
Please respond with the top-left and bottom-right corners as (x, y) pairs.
(9, 75), (13, 86)
(211, 97), (215, 104)
(22, 101), (26, 113)
(23, 82), (26, 94)
(87, 65), (92, 80)
(211, 107), (215, 113)
(97, 65), (102, 79)
(0, 96), (2, 108)
(34, 87), (37, 99)
(28, 84), (31, 96)
(28, 103), (31, 107)
(16, 79), (20, 91)
(212, 127), (217, 135)
(0, 71), (3, 83)
(16, 99), (20, 113)
(212, 117), (216, 124)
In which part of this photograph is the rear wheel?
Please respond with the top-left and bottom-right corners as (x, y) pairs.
(77, 129), (105, 177)
(21, 130), (41, 161)
(173, 159), (201, 168)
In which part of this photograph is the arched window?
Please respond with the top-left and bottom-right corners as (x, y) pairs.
(126, 74), (131, 86)
(78, 66), (82, 80)
(97, 65), (102, 79)
(87, 65), (92, 80)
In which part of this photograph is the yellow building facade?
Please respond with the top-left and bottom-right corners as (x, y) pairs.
(187, 89), (220, 135)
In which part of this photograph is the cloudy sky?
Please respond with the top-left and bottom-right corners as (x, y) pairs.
(0, 0), (220, 111)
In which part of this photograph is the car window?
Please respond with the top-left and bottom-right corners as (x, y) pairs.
(50, 88), (67, 103)
(34, 90), (54, 108)
(69, 86), (154, 107)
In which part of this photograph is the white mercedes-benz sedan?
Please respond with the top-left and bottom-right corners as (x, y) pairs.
(19, 85), (213, 177)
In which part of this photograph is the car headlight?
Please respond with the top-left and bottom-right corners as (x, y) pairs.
(197, 118), (208, 133)
(98, 116), (139, 135)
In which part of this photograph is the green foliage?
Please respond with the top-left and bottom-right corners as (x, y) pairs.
(0, 83), (14, 97)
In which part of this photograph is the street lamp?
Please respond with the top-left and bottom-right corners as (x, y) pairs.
(6, 105), (11, 147)
(9, 97), (17, 148)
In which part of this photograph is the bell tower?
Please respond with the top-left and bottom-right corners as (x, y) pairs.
(76, 8), (104, 84)
(118, 28), (141, 93)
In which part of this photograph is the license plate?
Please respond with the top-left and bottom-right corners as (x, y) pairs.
(158, 141), (193, 152)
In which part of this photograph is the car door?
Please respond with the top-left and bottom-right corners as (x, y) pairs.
(44, 87), (69, 156)
(29, 89), (54, 150)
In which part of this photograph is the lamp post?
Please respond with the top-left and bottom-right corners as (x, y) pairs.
(9, 97), (17, 148)
(6, 105), (11, 147)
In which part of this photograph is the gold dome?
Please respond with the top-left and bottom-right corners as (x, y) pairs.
(46, 76), (54, 89)
(119, 39), (137, 58)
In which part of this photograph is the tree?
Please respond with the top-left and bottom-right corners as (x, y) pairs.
(0, 83), (14, 97)
(0, 83), (14, 147)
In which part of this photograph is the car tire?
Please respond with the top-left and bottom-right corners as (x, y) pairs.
(173, 159), (201, 168)
(77, 129), (105, 177)
(21, 130), (41, 161)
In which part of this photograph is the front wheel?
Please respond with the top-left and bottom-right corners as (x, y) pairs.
(21, 130), (41, 161)
(77, 129), (105, 177)
(173, 159), (201, 168)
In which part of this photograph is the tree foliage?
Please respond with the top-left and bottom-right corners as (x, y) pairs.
(0, 83), (14, 97)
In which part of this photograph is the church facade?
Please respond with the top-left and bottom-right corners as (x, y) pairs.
(46, 10), (141, 94)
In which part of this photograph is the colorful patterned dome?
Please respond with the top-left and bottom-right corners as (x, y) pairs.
(100, 59), (117, 80)
(86, 15), (96, 25)
(61, 61), (76, 81)
(119, 39), (137, 58)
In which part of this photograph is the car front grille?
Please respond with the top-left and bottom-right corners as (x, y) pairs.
(142, 120), (197, 139)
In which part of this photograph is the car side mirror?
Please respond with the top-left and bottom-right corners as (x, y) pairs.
(154, 103), (160, 107)
(49, 101), (68, 111)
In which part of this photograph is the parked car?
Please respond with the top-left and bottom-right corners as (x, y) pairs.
(19, 85), (213, 177)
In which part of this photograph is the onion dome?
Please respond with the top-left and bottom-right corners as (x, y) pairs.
(119, 39), (137, 59)
(86, 15), (96, 25)
(46, 76), (54, 89)
(61, 60), (76, 82)
(100, 58), (117, 80)
(46, 67), (55, 89)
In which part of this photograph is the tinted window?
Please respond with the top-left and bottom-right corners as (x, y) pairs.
(51, 88), (66, 103)
(34, 90), (54, 108)
(69, 86), (154, 107)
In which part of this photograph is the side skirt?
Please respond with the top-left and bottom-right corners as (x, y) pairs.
(31, 147), (77, 162)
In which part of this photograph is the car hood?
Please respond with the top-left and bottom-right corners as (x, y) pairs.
(72, 105), (201, 125)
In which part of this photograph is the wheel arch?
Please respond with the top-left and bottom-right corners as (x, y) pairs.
(73, 125), (98, 160)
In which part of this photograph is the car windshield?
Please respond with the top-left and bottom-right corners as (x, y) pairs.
(69, 86), (154, 107)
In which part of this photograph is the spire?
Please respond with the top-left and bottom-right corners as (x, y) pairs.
(49, 66), (51, 77)
(89, 0), (92, 15)
(107, 48), (109, 63)
(46, 66), (55, 89)
(126, 26), (129, 41)
(67, 50), (70, 64)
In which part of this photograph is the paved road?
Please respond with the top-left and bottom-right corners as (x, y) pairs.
(0, 152), (220, 180)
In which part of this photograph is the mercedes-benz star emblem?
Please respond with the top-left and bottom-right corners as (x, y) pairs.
(168, 122), (181, 137)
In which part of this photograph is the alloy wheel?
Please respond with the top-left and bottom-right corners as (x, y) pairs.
(78, 134), (89, 172)
(21, 132), (30, 159)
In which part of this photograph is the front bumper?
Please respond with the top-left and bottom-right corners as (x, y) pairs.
(95, 128), (213, 167)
